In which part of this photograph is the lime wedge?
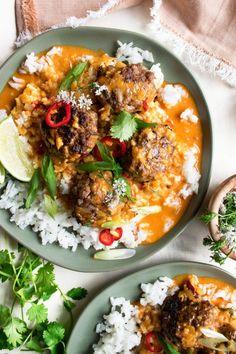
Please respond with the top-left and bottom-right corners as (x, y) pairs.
(0, 116), (34, 182)
(0, 162), (5, 184)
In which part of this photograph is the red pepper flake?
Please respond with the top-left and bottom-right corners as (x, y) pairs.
(143, 99), (149, 112)
(93, 136), (126, 161)
(45, 101), (71, 128)
(145, 332), (162, 353)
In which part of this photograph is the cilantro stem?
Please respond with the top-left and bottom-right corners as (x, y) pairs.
(0, 269), (13, 278)
(11, 296), (17, 314)
(56, 284), (74, 331)
(21, 305), (24, 322)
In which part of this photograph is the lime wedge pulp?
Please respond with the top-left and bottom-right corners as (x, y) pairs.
(0, 162), (5, 184)
(0, 116), (34, 182)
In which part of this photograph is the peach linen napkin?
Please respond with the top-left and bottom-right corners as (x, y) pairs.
(15, 0), (236, 87)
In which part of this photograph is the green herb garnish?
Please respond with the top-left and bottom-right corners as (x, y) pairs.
(158, 335), (181, 354)
(0, 246), (87, 352)
(78, 141), (122, 178)
(41, 155), (57, 200)
(59, 61), (88, 91)
(110, 111), (157, 141)
(44, 194), (57, 218)
(113, 176), (135, 202)
(25, 168), (41, 209)
(201, 192), (236, 264)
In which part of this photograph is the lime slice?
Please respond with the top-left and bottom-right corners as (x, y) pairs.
(0, 116), (34, 182)
(0, 162), (5, 184)
(94, 249), (136, 260)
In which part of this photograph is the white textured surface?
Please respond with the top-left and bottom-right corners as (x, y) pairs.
(1, 1), (236, 353)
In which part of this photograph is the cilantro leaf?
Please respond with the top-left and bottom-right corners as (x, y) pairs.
(43, 322), (65, 349)
(25, 168), (41, 208)
(0, 330), (12, 350)
(63, 299), (75, 311)
(25, 337), (44, 352)
(110, 111), (137, 141)
(200, 211), (217, 223)
(44, 194), (58, 218)
(3, 317), (26, 347)
(110, 111), (157, 141)
(67, 287), (87, 300)
(41, 155), (57, 200)
(0, 250), (12, 265)
(35, 263), (57, 300)
(0, 305), (10, 327)
(0, 263), (14, 283)
(27, 303), (48, 324)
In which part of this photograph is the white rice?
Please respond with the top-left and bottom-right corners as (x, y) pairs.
(20, 46), (61, 74)
(180, 145), (201, 199)
(93, 277), (177, 353)
(150, 63), (164, 88)
(180, 108), (198, 123)
(116, 41), (154, 64)
(93, 297), (141, 354)
(0, 180), (148, 251)
(8, 76), (25, 91)
(158, 84), (187, 107)
(140, 276), (178, 306)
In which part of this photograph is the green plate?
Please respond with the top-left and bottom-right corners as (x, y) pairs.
(67, 261), (236, 353)
(0, 27), (212, 272)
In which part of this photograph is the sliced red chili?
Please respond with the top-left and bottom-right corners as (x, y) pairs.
(145, 332), (162, 353)
(93, 136), (126, 161)
(45, 101), (71, 128)
(143, 99), (149, 112)
(110, 227), (123, 240)
(99, 229), (114, 246)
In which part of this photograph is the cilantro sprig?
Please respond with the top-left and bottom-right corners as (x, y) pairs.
(200, 192), (236, 264)
(0, 246), (87, 352)
(110, 111), (157, 141)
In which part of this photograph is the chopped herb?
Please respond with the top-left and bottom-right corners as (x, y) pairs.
(158, 335), (181, 354)
(44, 194), (57, 218)
(110, 111), (157, 141)
(77, 141), (122, 178)
(201, 192), (236, 264)
(41, 155), (57, 199)
(200, 211), (217, 223)
(25, 168), (41, 209)
(0, 245), (87, 352)
(59, 61), (88, 91)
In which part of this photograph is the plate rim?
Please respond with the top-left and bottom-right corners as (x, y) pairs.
(66, 260), (236, 352)
(0, 26), (213, 272)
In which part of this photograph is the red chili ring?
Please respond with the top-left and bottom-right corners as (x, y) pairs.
(45, 101), (71, 128)
(93, 136), (127, 161)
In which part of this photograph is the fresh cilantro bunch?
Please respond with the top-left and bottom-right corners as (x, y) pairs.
(0, 245), (87, 353)
(110, 111), (157, 141)
(200, 192), (236, 265)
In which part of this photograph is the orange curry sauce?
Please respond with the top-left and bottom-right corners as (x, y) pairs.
(0, 46), (202, 244)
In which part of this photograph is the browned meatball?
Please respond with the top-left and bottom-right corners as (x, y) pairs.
(161, 293), (219, 350)
(126, 125), (176, 182)
(96, 64), (157, 113)
(220, 324), (236, 341)
(41, 107), (98, 161)
(74, 171), (123, 225)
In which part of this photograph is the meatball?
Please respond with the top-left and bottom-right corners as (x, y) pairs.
(41, 107), (98, 161)
(220, 324), (236, 341)
(126, 125), (176, 182)
(161, 293), (219, 350)
(96, 64), (157, 113)
(74, 171), (123, 225)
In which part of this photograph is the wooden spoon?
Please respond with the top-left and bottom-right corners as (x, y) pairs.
(208, 175), (236, 261)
